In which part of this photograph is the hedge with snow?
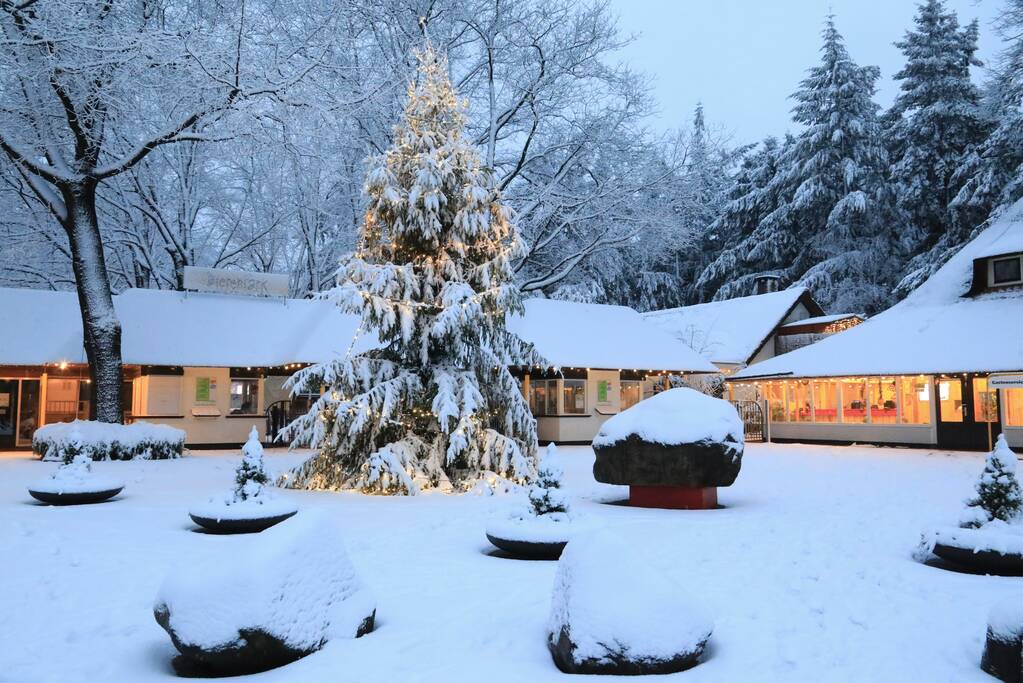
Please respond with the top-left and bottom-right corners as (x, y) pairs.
(33, 420), (185, 461)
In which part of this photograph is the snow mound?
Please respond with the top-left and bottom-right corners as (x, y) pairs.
(932, 521), (1023, 556)
(29, 451), (123, 495)
(593, 387), (743, 448)
(548, 528), (712, 673)
(155, 512), (375, 655)
(486, 511), (575, 544)
(34, 420), (185, 461)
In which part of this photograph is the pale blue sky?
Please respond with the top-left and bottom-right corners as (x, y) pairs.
(607, 0), (1002, 143)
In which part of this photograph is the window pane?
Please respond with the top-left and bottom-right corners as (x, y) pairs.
(869, 377), (898, 424)
(789, 380), (812, 422)
(899, 377), (931, 425)
(766, 383), (787, 422)
(562, 379), (586, 415)
(938, 379), (964, 422)
(547, 381), (557, 415)
(993, 257), (1022, 284)
(620, 381), (641, 410)
(1006, 389), (1023, 427)
(841, 379), (867, 423)
(812, 381), (837, 422)
(230, 379), (259, 415)
(973, 377), (999, 423)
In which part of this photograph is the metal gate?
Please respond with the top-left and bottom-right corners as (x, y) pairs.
(731, 400), (766, 443)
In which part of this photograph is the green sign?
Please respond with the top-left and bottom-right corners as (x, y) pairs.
(597, 379), (609, 403)
(195, 377), (211, 403)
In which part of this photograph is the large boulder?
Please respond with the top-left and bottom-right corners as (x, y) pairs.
(548, 529), (712, 675)
(592, 388), (743, 488)
(154, 512), (375, 677)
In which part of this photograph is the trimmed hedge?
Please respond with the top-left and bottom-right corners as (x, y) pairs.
(33, 420), (186, 461)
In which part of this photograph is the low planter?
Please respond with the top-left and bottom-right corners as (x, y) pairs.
(28, 484), (124, 506)
(486, 514), (573, 560)
(188, 499), (298, 535)
(982, 600), (1023, 683)
(932, 542), (1023, 576)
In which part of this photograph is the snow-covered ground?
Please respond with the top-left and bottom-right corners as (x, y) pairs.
(0, 444), (1016, 682)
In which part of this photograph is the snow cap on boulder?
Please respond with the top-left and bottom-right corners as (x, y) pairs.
(592, 387), (742, 448)
(154, 511), (375, 675)
(548, 528), (712, 674)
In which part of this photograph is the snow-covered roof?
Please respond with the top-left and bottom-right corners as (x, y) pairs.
(732, 201), (1023, 380)
(778, 313), (862, 330)
(0, 288), (713, 372)
(642, 288), (815, 365)
(508, 299), (716, 372)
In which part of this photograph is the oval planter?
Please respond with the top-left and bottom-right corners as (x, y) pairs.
(486, 532), (567, 560)
(932, 542), (1023, 576)
(190, 509), (297, 535)
(28, 486), (123, 506)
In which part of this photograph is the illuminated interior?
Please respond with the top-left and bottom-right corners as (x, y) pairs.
(747, 375), (936, 426)
(1007, 389), (1023, 427)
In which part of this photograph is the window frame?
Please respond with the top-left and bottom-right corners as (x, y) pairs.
(561, 379), (587, 415)
(991, 255), (1023, 286)
(229, 377), (260, 416)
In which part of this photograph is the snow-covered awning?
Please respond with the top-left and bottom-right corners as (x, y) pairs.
(642, 288), (820, 366)
(731, 201), (1023, 381)
(0, 287), (714, 373)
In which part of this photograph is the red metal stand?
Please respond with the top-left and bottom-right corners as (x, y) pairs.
(628, 485), (718, 510)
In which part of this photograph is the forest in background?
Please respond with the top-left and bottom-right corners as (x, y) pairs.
(2, 0), (1022, 318)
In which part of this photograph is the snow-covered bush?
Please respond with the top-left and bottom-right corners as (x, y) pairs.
(154, 513), (375, 676)
(962, 435), (1023, 528)
(190, 428), (296, 524)
(548, 529), (712, 674)
(33, 420), (185, 461)
(529, 444), (569, 517)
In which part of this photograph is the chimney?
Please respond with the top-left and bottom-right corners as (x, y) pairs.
(754, 274), (781, 295)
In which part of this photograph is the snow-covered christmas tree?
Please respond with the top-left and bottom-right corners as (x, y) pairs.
(285, 45), (545, 495)
(528, 443), (569, 517)
(235, 427), (270, 502)
(961, 434), (1023, 528)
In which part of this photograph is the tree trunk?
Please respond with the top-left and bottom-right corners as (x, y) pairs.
(63, 180), (124, 423)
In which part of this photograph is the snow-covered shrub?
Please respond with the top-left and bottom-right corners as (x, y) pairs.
(548, 529), (712, 674)
(962, 435), (1023, 528)
(529, 444), (569, 516)
(154, 513), (375, 676)
(190, 428), (296, 524)
(33, 420), (185, 461)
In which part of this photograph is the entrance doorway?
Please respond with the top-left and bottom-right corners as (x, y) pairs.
(936, 375), (1001, 451)
(0, 378), (41, 449)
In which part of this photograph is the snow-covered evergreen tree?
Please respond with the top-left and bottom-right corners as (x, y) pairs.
(886, 0), (986, 292)
(285, 45), (544, 495)
(234, 427), (269, 502)
(528, 443), (569, 516)
(697, 17), (894, 313)
(961, 434), (1023, 528)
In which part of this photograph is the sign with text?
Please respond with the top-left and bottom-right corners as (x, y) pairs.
(989, 374), (1023, 390)
(183, 266), (289, 298)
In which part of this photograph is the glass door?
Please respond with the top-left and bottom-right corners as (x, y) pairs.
(0, 379), (18, 448)
(936, 376), (1001, 450)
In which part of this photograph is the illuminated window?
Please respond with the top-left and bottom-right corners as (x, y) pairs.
(1006, 389), (1023, 427)
(788, 380), (812, 423)
(938, 378), (964, 423)
(620, 381), (642, 410)
(230, 379), (259, 415)
(841, 379), (867, 423)
(973, 377), (999, 423)
(812, 381), (838, 422)
(899, 377), (931, 424)
(869, 377), (898, 425)
(529, 380), (558, 416)
(562, 379), (586, 415)
(765, 383), (787, 422)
